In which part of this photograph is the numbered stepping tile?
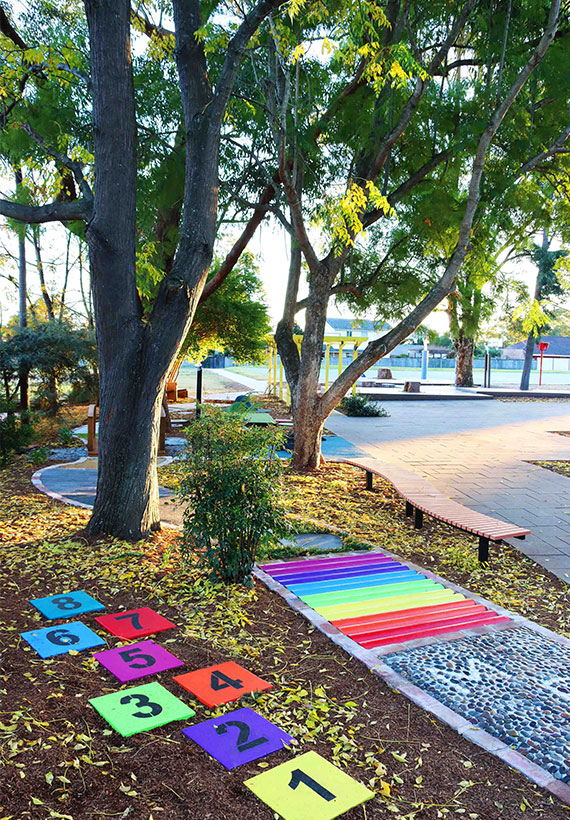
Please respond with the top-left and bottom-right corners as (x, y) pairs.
(245, 751), (374, 820)
(95, 607), (176, 639)
(89, 682), (194, 737)
(94, 640), (184, 683)
(182, 706), (292, 770)
(173, 661), (271, 707)
(30, 590), (105, 620)
(20, 621), (106, 659)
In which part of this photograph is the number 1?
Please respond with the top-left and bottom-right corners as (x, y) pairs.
(288, 769), (335, 802)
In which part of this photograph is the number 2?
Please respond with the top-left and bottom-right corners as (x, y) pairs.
(210, 670), (243, 691)
(115, 612), (142, 630)
(120, 693), (162, 718)
(215, 719), (268, 752)
(51, 596), (81, 611)
(288, 769), (335, 802)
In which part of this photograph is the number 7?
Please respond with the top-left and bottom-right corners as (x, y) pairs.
(288, 769), (335, 802)
(115, 612), (142, 630)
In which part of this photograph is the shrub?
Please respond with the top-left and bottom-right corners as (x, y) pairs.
(58, 427), (74, 446)
(177, 406), (289, 585)
(0, 402), (34, 466)
(340, 395), (390, 417)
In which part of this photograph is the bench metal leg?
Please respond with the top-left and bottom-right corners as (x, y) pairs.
(366, 471), (373, 491)
(414, 508), (423, 529)
(478, 536), (490, 563)
(405, 501), (413, 517)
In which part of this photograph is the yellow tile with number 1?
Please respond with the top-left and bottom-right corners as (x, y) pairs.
(244, 751), (374, 820)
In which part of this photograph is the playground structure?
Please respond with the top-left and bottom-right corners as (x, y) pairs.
(165, 358), (189, 402)
(267, 335), (368, 403)
(87, 404), (167, 457)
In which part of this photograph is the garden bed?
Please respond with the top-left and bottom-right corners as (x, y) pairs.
(1, 456), (569, 819)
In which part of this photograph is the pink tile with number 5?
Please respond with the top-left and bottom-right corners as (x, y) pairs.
(94, 640), (184, 682)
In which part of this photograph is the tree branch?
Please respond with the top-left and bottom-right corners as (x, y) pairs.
(199, 168), (282, 304)
(212, 0), (289, 124)
(0, 197), (91, 223)
(320, 0), (562, 416)
(363, 0), (478, 182)
(0, 7), (28, 50)
(21, 123), (93, 201)
(520, 115), (570, 175)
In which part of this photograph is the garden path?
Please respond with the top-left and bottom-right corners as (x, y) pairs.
(327, 400), (570, 581)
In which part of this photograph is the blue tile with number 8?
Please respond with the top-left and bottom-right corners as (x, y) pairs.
(20, 621), (106, 658)
(30, 590), (105, 620)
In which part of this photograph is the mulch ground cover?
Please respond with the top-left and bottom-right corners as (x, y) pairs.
(2, 458), (570, 820)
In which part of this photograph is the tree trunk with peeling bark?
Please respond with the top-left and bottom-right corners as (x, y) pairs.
(453, 334), (475, 387)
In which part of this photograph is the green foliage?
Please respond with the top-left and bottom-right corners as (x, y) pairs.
(340, 395), (389, 417)
(0, 401), (34, 466)
(177, 407), (289, 585)
(0, 323), (97, 414)
(180, 254), (271, 365)
(57, 426), (74, 446)
(28, 445), (48, 466)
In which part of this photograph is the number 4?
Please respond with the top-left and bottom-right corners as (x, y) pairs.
(210, 670), (243, 691)
(288, 769), (335, 802)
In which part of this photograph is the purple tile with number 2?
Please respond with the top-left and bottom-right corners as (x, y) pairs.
(93, 640), (184, 682)
(182, 707), (293, 770)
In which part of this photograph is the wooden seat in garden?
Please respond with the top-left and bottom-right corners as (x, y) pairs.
(331, 456), (530, 562)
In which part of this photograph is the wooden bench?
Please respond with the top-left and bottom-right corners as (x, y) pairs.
(331, 456), (530, 563)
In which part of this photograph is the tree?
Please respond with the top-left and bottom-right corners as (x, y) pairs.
(519, 233), (566, 389)
(0, 0), (290, 538)
(270, 0), (567, 468)
(179, 253), (271, 364)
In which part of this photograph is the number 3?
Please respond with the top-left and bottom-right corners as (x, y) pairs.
(120, 693), (162, 718)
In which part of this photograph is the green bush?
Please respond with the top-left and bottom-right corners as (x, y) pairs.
(177, 406), (289, 585)
(0, 402), (34, 466)
(58, 427), (74, 446)
(340, 395), (390, 417)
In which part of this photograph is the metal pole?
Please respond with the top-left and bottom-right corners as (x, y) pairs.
(196, 365), (203, 418)
(16, 170), (28, 414)
(539, 349), (544, 386)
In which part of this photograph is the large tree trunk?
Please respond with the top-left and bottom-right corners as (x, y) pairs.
(454, 333), (475, 386)
(88, 350), (165, 538)
(520, 329), (536, 390)
(291, 405), (325, 471)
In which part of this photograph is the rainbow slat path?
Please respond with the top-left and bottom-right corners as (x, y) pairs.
(259, 552), (510, 648)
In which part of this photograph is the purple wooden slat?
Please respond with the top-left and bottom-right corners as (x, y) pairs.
(272, 562), (405, 586)
(259, 553), (387, 573)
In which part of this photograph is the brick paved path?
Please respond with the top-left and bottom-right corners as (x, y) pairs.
(327, 400), (570, 581)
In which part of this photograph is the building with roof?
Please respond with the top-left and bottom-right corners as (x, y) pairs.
(324, 317), (391, 340)
(502, 336), (570, 370)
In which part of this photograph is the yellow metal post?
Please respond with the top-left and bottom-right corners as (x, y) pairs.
(286, 379), (290, 405)
(268, 345), (273, 394)
(325, 344), (330, 390)
(279, 358), (283, 401)
(338, 341), (345, 378)
(352, 344), (357, 396)
(273, 347), (278, 396)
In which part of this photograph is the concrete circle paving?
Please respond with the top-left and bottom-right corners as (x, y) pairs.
(279, 533), (344, 551)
